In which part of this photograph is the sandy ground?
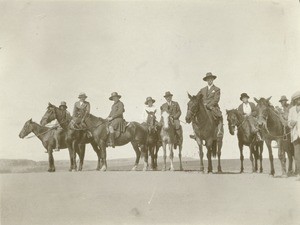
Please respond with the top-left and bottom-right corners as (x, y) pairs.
(1, 165), (299, 225)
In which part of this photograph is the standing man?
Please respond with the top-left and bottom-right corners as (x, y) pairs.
(197, 72), (223, 137)
(160, 91), (182, 142)
(107, 92), (125, 148)
(278, 95), (290, 121)
(72, 92), (90, 129)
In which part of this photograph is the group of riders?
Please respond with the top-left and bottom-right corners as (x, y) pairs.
(47, 72), (300, 175)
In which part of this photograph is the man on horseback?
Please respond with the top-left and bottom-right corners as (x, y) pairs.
(107, 92), (125, 148)
(237, 93), (262, 141)
(197, 72), (223, 137)
(54, 101), (71, 151)
(277, 95), (291, 137)
(142, 97), (157, 123)
(72, 92), (90, 129)
(160, 91), (183, 143)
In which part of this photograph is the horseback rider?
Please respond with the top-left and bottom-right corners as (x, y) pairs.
(197, 72), (223, 137)
(107, 92), (125, 148)
(237, 93), (262, 141)
(53, 101), (71, 152)
(276, 95), (291, 137)
(72, 92), (90, 129)
(142, 97), (158, 123)
(160, 91), (183, 143)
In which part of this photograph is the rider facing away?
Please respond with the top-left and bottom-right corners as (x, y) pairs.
(197, 72), (223, 137)
(72, 92), (90, 129)
(237, 93), (262, 141)
(107, 92), (125, 148)
(160, 91), (183, 143)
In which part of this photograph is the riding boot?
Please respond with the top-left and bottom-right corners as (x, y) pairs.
(217, 121), (223, 137)
(110, 133), (115, 148)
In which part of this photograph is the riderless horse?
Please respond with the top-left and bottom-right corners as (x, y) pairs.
(83, 113), (149, 171)
(19, 119), (74, 172)
(186, 93), (223, 173)
(40, 103), (102, 171)
(255, 97), (294, 176)
(226, 109), (264, 173)
(160, 110), (183, 171)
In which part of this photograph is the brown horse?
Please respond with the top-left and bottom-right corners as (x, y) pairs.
(19, 119), (72, 172)
(83, 113), (148, 171)
(226, 109), (264, 173)
(144, 110), (161, 170)
(40, 103), (102, 171)
(185, 93), (223, 173)
(255, 97), (294, 176)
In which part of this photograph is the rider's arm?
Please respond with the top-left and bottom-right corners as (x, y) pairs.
(173, 102), (181, 119)
(111, 102), (124, 119)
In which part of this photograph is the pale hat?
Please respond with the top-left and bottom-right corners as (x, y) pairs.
(145, 97), (156, 105)
(78, 92), (87, 99)
(109, 92), (122, 101)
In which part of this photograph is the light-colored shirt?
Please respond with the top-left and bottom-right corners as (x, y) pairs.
(142, 105), (157, 122)
(242, 103), (252, 116)
(288, 106), (300, 142)
(207, 84), (213, 90)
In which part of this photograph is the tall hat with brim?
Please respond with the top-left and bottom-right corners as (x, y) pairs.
(291, 91), (300, 102)
(59, 101), (67, 108)
(279, 95), (288, 102)
(78, 92), (87, 99)
(164, 91), (173, 98)
(109, 92), (121, 100)
(145, 97), (156, 105)
(203, 72), (217, 81)
(240, 93), (250, 101)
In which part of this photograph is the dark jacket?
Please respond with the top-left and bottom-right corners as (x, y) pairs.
(109, 100), (125, 120)
(72, 101), (90, 119)
(160, 101), (181, 120)
(197, 85), (220, 109)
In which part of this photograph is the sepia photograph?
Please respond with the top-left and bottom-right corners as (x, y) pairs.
(1, 0), (300, 224)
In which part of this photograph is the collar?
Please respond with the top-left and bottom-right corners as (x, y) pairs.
(207, 84), (214, 89)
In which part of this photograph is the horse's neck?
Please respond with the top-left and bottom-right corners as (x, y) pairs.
(267, 108), (282, 132)
(55, 109), (69, 129)
(31, 123), (50, 141)
(195, 103), (210, 126)
(85, 114), (105, 131)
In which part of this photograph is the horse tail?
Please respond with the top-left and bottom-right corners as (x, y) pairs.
(212, 140), (217, 158)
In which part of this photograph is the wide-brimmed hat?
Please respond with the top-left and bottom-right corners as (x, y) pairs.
(59, 101), (67, 109)
(203, 72), (217, 81)
(145, 97), (156, 105)
(109, 92), (122, 100)
(240, 93), (250, 101)
(291, 91), (300, 102)
(279, 95), (288, 102)
(164, 91), (173, 98)
(78, 92), (87, 99)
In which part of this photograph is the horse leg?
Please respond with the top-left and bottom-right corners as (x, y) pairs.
(78, 144), (85, 171)
(239, 142), (244, 173)
(149, 145), (155, 170)
(154, 144), (160, 169)
(277, 139), (287, 177)
(169, 144), (175, 171)
(265, 139), (275, 176)
(206, 145), (213, 173)
(72, 140), (79, 171)
(142, 145), (148, 171)
(286, 142), (294, 176)
(217, 138), (222, 173)
(249, 144), (255, 173)
(100, 142), (107, 171)
(197, 140), (204, 173)
(178, 143), (183, 171)
(91, 141), (101, 171)
(162, 142), (167, 171)
(259, 143), (263, 173)
(131, 142), (141, 171)
(48, 149), (55, 172)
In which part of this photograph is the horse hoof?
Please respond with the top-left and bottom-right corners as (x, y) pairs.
(260, 169), (263, 173)
(100, 167), (107, 172)
(179, 167), (184, 171)
(217, 170), (222, 174)
(281, 174), (288, 178)
(240, 170), (244, 174)
(199, 170), (205, 174)
(170, 167), (175, 172)
(142, 167), (148, 172)
(161, 167), (166, 172)
(131, 166), (138, 171)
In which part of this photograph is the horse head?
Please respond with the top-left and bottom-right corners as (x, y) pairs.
(254, 96), (272, 128)
(185, 93), (201, 124)
(19, 119), (34, 138)
(146, 110), (157, 133)
(161, 110), (172, 129)
(40, 103), (58, 126)
(226, 109), (239, 135)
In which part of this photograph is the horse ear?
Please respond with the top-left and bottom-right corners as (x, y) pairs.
(29, 118), (32, 122)
(254, 97), (259, 103)
(154, 110), (157, 114)
(226, 109), (229, 114)
(266, 96), (272, 102)
(187, 92), (192, 99)
(146, 110), (150, 114)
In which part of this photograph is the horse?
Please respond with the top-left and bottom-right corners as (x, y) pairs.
(83, 113), (149, 171)
(144, 110), (161, 170)
(185, 93), (223, 173)
(40, 103), (102, 171)
(19, 119), (73, 172)
(226, 109), (264, 173)
(160, 110), (183, 171)
(254, 97), (294, 177)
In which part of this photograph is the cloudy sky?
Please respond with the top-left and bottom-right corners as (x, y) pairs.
(0, 0), (299, 162)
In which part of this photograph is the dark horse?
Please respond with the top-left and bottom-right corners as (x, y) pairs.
(19, 119), (73, 172)
(40, 103), (102, 171)
(226, 109), (264, 173)
(185, 93), (223, 173)
(83, 113), (148, 171)
(255, 97), (294, 176)
(144, 110), (161, 170)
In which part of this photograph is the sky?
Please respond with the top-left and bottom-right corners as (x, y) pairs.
(0, 0), (300, 162)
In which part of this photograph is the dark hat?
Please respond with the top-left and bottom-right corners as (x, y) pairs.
(240, 93), (250, 101)
(145, 97), (156, 105)
(109, 92), (122, 101)
(203, 72), (217, 81)
(279, 95), (288, 102)
(59, 101), (67, 109)
(164, 91), (173, 98)
(78, 92), (87, 99)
